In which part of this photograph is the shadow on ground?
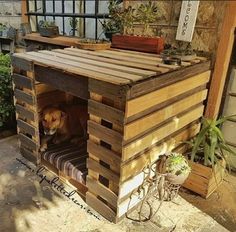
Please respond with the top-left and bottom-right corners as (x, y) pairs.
(0, 136), (63, 232)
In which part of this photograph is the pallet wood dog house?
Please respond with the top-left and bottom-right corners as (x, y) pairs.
(11, 48), (211, 222)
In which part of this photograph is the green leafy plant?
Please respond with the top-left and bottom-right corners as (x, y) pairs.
(166, 152), (191, 176)
(38, 20), (56, 28)
(0, 23), (7, 32)
(136, 1), (158, 36)
(122, 6), (136, 35)
(0, 53), (14, 128)
(188, 116), (236, 167)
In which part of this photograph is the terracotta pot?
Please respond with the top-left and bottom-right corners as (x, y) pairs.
(111, 34), (164, 54)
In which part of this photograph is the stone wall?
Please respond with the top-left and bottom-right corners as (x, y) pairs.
(126, 0), (227, 53)
(0, 0), (22, 29)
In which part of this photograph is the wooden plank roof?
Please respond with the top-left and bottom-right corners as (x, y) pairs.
(13, 48), (207, 85)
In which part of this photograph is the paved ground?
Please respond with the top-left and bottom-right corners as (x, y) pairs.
(0, 136), (230, 232)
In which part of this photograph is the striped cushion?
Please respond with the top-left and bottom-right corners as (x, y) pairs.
(41, 141), (88, 184)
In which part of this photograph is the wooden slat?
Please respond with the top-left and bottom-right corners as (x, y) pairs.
(35, 65), (88, 100)
(87, 140), (121, 167)
(14, 53), (129, 85)
(120, 123), (200, 182)
(11, 55), (33, 71)
(40, 50), (157, 77)
(124, 90), (207, 140)
(86, 192), (116, 222)
(88, 79), (128, 101)
(15, 104), (35, 121)
(12, 74), (33, 89)
(87, 176), (118, 208)
(20, 147), (37, 165)
(88, 120), (123, 152)
(28, 51), (143, 82)
(128, 61), (211, 99)
(14, 89), (35, 105)
(17, 119), (37, 136)
(88, 100), (124, 125)
(122, 105), (204, 161)
(87, 158), (120, 183)
(35, 83), (56, 95)
(19, 133), (38, 151)
(126, 70), (210, 117)
(57, 48), (168, 73)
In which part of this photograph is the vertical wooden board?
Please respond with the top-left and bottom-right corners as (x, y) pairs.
(124, 90), (207, 140)
(122, 105), (204, 161)
(125, 71), (210, 118)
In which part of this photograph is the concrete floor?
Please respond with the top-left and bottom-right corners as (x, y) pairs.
(0, 136), (230, 232)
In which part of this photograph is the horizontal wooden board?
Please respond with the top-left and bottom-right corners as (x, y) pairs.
(125, 71), (210, 118)
(14, 89), (35, 105)
(20, 146), (37, 165)
(120, 123), (200, 182)
(86, 176), (118, 208)
(35, 65), (89, 100)
(128, 61), (211, 99)
(56, 48), (167, 73)
(87, 158), (120, 183)
(88, 120), (123, 152)
(35, 83), (56, 95)
(124, 90), (207, 140)
(13, 74), (33, 89)
(122, 105), (204, 161)
(11, 55), (34, 71)
(86, 192), (116, 222)
(40, 50), (156, 77)
(88, 79), (128, 101)
(19, 133), (38, 151)
(15, 104), (35, 121)
(17, 119), (37, 137)
(14, 53), (130, 85)
(87, 140), (121, 167)
(88, 100), (125, 125)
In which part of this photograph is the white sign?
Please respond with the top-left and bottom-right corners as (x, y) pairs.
(176, 0), (200, 42)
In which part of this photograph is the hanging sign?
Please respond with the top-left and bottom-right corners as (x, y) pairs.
(176, 0), (200, 42)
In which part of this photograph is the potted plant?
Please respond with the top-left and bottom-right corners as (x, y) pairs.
(38, 20), (59, 38)
(165, 152), (191, 185)
(183, 115), (236, 198)
(100, 0), (123, 41)
(111, 1), (164, 54)
(69, 17), (78, 36)
(76, 38), (111, 51)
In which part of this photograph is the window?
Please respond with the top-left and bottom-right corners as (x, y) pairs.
(26, 0), (111, 39)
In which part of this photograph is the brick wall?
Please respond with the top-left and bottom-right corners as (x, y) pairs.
(126, 0), (227, 53)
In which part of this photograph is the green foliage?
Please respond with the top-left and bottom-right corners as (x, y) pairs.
(0, 53), (14, 128)
(38, 20), (56, 28)
(166, 152), (191, 176)
(0, 23), (7, 32)
(188, 116), (236, 167)
(136, 1), (158, 36)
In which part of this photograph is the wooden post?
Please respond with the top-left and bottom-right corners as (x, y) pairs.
(21, 0), (29, 23)
(205, 2), (236, 118)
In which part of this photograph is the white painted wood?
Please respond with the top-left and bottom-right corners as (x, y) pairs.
(176, 0), (200, 42)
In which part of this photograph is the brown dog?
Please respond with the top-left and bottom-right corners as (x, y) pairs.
(40, 104), (87, 151)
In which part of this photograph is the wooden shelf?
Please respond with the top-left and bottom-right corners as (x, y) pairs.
(23, 33), (79, 47)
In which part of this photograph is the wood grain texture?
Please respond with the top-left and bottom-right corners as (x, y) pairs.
(17, 119), (37, 137)
(124, 90), (207, 140)
(86, 192), (116, 222)
(11, 55), (34, 71)
(122, 105), (204, 161)
(19, 133), (38, 151)
(87, 176), (118, 208)
(15, 104), (35, 121)
(125, 71), (210, 118)
(14, 89), (35, 105)
(13, 74), (33, 90)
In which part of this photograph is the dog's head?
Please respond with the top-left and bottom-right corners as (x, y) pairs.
(41, 107), (67, 135)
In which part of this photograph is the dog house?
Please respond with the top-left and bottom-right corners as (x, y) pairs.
(11, 48), (211, 222)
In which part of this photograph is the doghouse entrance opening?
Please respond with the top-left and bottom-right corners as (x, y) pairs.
(37, 86), (88, 196)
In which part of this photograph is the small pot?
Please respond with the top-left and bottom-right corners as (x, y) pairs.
(39, 26), (59, 37)
(166, 172), (189, 185)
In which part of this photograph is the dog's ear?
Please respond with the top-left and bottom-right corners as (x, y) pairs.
(60, 111), (67, 119)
